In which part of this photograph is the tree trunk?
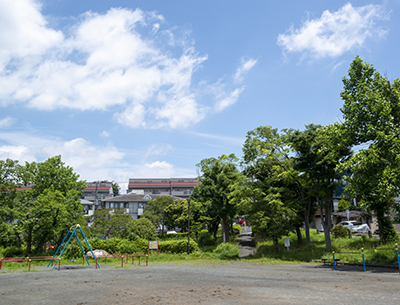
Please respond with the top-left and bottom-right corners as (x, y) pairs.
(296, 226), (303, 246)
(319, 199), (332, 249)
(273, 237), (279, 251)
(304, 202), (311, 245)
(221, 215), (230, 243)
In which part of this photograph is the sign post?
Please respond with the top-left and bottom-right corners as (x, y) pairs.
(148, 241), (159, 255)
(284, 238), (290, 251)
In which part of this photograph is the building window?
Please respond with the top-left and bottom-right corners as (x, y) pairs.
(110, 202), (114, 208)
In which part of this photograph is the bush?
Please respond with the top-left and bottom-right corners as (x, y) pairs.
(159, 240), (199, 254)
(127, 218), (156, 241)
(213, 243), (239, 260)
(197, 232), (216, 247)
(332, 225), (349, 239)
(232, 224), (241, 236)
(1, 246), (25, 258)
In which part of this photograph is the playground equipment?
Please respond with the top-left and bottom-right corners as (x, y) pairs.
(47, 224), (100, 270)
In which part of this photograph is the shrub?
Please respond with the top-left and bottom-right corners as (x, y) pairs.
(213, 243), (239, 260)
(159, 240), (198, 254)
(332, 225), (349, 239)
(197, 232), (216, 247)
(232, 224), (241, 236)
(127, 218), (156, 241)
(1, 246), (24, 258)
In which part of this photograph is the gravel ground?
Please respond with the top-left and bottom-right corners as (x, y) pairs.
(1, 261), (400, 305)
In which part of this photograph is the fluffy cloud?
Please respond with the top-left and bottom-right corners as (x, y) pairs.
(134, 161), (175, 178)
(0, 0), (253, 129)
(277, 3), (388, 58)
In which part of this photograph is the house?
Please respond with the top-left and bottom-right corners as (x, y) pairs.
(102, 193), (182, 220)
(127, 178), (199, 199)
(81, 181), (114, 204)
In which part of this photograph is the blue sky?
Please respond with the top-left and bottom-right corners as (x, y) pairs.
(1, 0), (399, 192)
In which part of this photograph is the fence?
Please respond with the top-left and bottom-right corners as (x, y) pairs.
(322, 243), (400, 274)
(0, 256), (61, 272)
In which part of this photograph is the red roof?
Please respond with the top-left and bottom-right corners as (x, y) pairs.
(84, 186), (111, 191)
(128, 182), (198, 188)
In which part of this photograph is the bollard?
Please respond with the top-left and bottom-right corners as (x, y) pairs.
(105, 256), (107, 264)
(138, 256), (141, 266)
(332, 251), (336, 270)
(83, 255), (85, 266)
(121, 256), (124, 268)
(146, 255), (148, 266)
(0, 259), (2, 270)
(361, 248), (366, 272)
(58, 258), (61, 271)
(396, 243), (400, 275)
(28, 259), (31, 272)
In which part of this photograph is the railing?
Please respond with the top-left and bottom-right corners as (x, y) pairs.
(0, 256), (61, 271)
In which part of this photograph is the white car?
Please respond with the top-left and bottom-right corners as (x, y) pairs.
(336, 221), (370, 233)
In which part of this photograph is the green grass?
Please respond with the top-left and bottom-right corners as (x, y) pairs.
(254, 229), (400, 265)
(2, 230), (399, 272)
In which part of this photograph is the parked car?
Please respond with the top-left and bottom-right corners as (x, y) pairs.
(336, 220), (370, 233)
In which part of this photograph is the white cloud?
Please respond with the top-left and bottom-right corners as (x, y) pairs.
(134, 161), (175, 178)
(100, 131), (110, 137)
(0, 145), (36, 162)
(0, 116), (17, 127)
(234, 58), (258, 83)
(277, 3), (388, 58)
(0, 1), (253, 129)
(214, 87), (244, 112)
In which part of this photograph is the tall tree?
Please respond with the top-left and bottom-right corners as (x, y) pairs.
(242, 126), (311, 246)
(142, 195), (174, 237)
(195, 154), (243, 243)
(340, 56), (400, 242)
(289, 124), (351, 249)
(13, 156), (86, 255)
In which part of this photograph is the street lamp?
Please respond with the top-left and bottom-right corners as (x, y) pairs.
(187, 198), (191, 254)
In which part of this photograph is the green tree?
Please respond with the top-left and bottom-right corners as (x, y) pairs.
(194, 154), (243, 243)
(241, 126), (303, 248)
(0, 159), (25, 247)
(127, 217), (156, 241)
(289, 124), (351, 248)
(91, 208), (133, 239)
(142, 195), (174, 237)
(340, 56), (400, 242)
(13, 156), (87, 255)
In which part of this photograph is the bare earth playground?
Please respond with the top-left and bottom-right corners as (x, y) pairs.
(1, 262), (399, 305)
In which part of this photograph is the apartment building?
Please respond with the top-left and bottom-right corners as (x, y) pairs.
(81, 181), (114, 203)
(126, 178), (199, 199)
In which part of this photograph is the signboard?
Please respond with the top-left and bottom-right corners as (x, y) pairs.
(148, 241), (159, 255)
(284, 238), (290, 251)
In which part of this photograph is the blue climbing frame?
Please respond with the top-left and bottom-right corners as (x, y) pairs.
(47, 224), (101, 270)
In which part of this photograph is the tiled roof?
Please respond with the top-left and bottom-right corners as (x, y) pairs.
(102, 193), (182, 202)
(128, 182), (198, 188)
(84, 186), (112, 191)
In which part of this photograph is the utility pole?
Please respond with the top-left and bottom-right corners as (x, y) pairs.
(187, 198), (190, 254)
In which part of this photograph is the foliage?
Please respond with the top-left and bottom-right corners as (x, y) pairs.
(0, 156), (87, 256)
(142, 195), (174, 236)
(158, 240), (199, 254)
(340, 56), (400, 243)
(332, 224), (349, 239)
(126, 217), (156, 241)
(90, 208), (133, 239)
(213, 242), (239, 260)
(232, 224), (241, 235)
(197, 232), (216, 247)
(194, 154), (244, 243)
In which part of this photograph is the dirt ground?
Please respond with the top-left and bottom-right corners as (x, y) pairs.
(1, 261), (400, 305)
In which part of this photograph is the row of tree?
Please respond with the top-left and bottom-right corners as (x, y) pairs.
(191, 57), (400, 248)
(1, 57), (399, 255)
